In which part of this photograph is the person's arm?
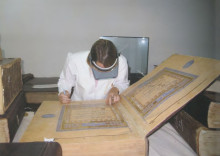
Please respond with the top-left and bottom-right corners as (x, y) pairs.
(58, 90), (71, 104)
(113, 55), (130, 93)
(58, 53), (76, 104)
(106, 55), (130, 105)
(106, 85), (120, 105)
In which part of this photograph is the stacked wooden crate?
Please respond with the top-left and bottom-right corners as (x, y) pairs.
(0, 58), (25, 142)
(170, 77), (220, 156)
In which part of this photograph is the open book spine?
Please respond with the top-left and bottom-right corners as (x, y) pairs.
(169, 110), (220, 156)
(169, 110), (204, 153)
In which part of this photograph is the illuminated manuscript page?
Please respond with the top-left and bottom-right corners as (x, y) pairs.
(121, 54), (220, 135)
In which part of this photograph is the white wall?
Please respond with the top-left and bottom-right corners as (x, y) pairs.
(0, 0), (216, 77)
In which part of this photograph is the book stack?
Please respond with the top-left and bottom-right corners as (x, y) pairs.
(0, 58), (25, 143)
(170, 77), (220, 156)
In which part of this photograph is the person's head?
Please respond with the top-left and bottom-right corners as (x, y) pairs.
(88, 39), (119, 79)
(89, 39), (118, 68)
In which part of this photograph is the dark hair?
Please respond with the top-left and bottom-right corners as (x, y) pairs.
(89, 39), (118, 68)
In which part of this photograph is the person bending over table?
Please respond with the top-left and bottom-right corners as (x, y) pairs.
(58, 39), (129, 105)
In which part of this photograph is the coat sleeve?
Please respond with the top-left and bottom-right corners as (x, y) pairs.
(113, 55), (130, 93)
(57, 52), (76, 94)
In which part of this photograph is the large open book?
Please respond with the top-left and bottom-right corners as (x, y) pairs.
(20, 54), (220, 156)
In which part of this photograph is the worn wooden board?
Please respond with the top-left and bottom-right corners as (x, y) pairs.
(207, 102), (220, 128)
(0, 58), (23, 115)
(121, 54), (220, 136)
(0, 91), (25, 143)
(20, 54), (220, 156)
(169, 110), (203, 153)
(170, 110), (220, 156)
(198, 129), (220, 156)
(0, 118), (9, 142)
(20, 101), (147, 156)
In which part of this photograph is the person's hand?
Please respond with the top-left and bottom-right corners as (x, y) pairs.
(106, 87), (120, 105)
(58, 91), (71, 104)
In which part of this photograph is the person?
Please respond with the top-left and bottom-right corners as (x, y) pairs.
(58, 39), (130, 105)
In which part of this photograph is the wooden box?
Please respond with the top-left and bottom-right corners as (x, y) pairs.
(0, 58), (23, 115)
(0, 91), (26, 143)
(20, 54), (220, 156)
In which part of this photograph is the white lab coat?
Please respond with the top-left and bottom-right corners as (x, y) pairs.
(58, 50), (130, 101)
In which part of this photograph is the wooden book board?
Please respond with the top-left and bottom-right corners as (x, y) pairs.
(0, 91), (25, 143)
(0, 58), (23, 115)
(170, 110), (220, 156)
(20, 54), (220, 156)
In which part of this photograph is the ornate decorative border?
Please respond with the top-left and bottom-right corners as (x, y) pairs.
(57, 102), (128, 131)
(123, 68), (198, 118)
